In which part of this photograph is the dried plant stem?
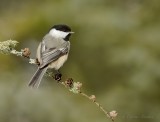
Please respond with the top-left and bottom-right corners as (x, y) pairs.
(59, 80), (115, 121)
(79, 92), (111, 119)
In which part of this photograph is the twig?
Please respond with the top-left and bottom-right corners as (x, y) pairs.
(57, 78), (117, 121)
(0, 40), (118, 121)
(80, 92), (111, 118)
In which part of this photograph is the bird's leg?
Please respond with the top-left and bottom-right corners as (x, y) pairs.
(54, 70), (62, 81)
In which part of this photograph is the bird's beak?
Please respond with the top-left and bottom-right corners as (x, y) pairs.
(69, 32), (75, 34)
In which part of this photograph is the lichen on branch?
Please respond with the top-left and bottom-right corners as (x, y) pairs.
(0, 40), (18, 54)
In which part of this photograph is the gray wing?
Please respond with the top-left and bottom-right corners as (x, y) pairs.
(39, 36), (70, 68)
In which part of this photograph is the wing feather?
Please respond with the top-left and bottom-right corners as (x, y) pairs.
(38, 35), (70, 69)
(39, 46), (69, 69)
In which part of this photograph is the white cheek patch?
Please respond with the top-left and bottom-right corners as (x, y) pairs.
(49, 29), (69, 39)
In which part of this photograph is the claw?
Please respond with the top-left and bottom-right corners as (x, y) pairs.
(54, 73), (62, 81)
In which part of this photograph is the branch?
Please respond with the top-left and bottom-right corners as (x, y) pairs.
(0, 40), (118, 121)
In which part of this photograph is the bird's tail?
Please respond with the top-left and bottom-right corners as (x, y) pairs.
(28, 67), (48, 88)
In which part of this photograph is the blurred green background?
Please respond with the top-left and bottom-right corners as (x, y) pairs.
(0, 0), (160, 122)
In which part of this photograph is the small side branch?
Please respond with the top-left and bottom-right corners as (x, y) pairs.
(58, 78), (117, 121)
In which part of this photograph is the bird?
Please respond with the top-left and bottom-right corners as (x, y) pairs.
(28, 24), (74, 88)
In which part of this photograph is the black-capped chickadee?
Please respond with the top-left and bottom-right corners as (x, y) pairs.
(28, 24), (74, 88)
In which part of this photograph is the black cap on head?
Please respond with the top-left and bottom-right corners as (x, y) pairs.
(52, 24), (71, 32)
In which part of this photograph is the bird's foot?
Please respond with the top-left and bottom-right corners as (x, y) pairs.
(54, 73), (62, 81)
